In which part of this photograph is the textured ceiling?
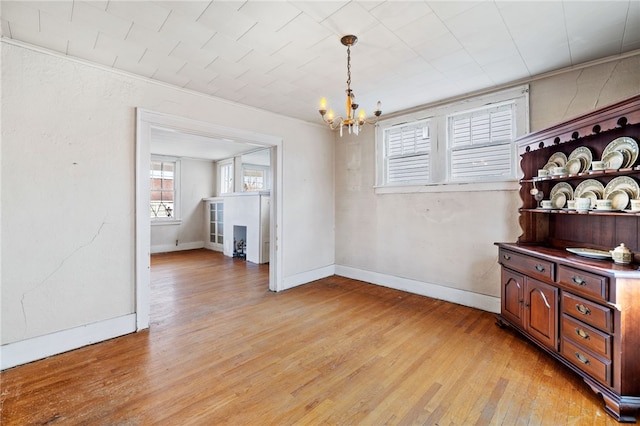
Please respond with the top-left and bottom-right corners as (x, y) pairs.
(2, 1), (639, 126)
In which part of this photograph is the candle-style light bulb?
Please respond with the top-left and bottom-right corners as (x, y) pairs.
(327, 109), (334, 123)
(320, 97), (327, 111)
(358, 109), (366, 124)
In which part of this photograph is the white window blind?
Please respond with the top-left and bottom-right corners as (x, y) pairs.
(448, 103), (515, 181)
(384, 120), (431, 184)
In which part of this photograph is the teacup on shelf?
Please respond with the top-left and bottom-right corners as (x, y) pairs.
(595, 199), (613, 210)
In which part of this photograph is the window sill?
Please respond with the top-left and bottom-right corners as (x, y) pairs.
(151, 219), (182, 226)
(374, 180), (519, 194)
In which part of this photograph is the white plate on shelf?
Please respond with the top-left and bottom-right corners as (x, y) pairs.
(574, 179), (605, 199)
(568, 147), (592, 173)
(550, 182), (574, 200)
(602, 137), (638, 168)
(603, 176), (640, 200)
(548, 152), (567, 167)
(606, 189), (630, 210)
(566, 248), (612, 259)
(551, 193), (567, 209)
(602, 150), (625, 170)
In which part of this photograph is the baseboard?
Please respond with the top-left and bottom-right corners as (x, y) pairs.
(150, 241), (204, 254)
(335, 265), (500, 314)
(282, 264), (335, 291)
(1, 314), (137, 370)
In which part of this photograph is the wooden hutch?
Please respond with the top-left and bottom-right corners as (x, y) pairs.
(495, 95), (640, 422)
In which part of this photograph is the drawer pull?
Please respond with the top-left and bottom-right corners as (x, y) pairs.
(572, 276), (587, 286)
(503, 254), (511, 260)
(575, 352), (591, 365)
(575, 304), (591, 316)
(575, 328), (590, 340)
(534, 264), (545, 272)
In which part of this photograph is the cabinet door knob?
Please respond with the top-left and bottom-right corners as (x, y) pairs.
(575, 352), (591, 365)
(518, 298), (524, 304)
(572, 276), (586, 286)
(575, 304), (591, 315)
(535, 264), (545, 272)
(503, 254), (511, 260)
(575, 328), (590, 340)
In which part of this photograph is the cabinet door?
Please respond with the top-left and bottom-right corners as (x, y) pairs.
(502, 268), (524, 328)
(525, 278), (558, 350)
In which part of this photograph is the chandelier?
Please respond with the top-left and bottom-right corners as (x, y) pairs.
(319, 35), (382, 136)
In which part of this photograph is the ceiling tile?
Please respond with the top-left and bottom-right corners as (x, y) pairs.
(320, 2), (379, 36)
(105, 1), (171, 32)
(1, 1), (39, 32)
(95, 32), (146, 64)
(427, 1), (480, 21)
(183, 79), (218, 96)
(201, 32), (252, 63)
(113, 53), (158, 79)
(414, 32), (463, 62)
(238, 50), (283, 74)
(289, 1), (348, 23)
(275, 12), (332, 47)
(151, 68), (191, 88)
(177, 62), (216, 84)
(1, 19), (11, 37)
(237, 1), (302, 32)
(369, 1), (433, 32)
(155, 1), (212, 22)
(125, 23), (179, 56)
(197, 1), (256, 41)
(159, 10), (215, 48)
(71, 1), (132, 40)
(67, 41), (117, 68)
(27, 1), (74, 22)
(9, 19), (68, 54)
(169, 41), (218, 69)
(208, 56), (250, 79)
(430, 49), (476, 73)
(622, 0), (640, 50)
(139, 48), (187, 74)
(237, 22), (291, 56)
(393, 11), (450, 49)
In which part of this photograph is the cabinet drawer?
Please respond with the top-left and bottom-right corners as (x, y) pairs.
(558, 265), (608, 301)
(561, 338), (611, 386)
(562, 292), (613, 333)
(499, 249), (554, 281)
(561, 314), (612, 360)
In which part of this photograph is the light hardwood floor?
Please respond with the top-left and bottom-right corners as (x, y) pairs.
(1, 249), (621, 425)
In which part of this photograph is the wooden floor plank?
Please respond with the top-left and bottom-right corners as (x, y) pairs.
(0, 249), (622, 425)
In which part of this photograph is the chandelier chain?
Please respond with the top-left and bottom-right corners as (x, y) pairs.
(346, 45), (351, 94)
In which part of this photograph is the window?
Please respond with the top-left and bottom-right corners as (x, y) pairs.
(376, 85), (528, 192)
(448, 102), (515, 181)
(150, 158), (180, 220)
(383, 120), (431, 184)
(219, 161), (234, 194)
(243, 167), (265, 191)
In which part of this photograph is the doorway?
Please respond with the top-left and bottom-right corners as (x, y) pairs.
(135, 109), (283, 331)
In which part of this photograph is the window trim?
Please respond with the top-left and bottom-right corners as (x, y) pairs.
(150, 156), (181, 225)
(375, 85), (528, 193)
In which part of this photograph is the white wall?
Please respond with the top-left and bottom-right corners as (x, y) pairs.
(150, 158), (215, 253)
(1, 42), (335, 366)
(335, 54), (640, 313)
(222, 193), (269, 264)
